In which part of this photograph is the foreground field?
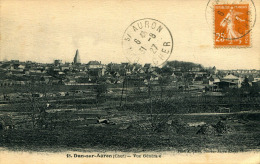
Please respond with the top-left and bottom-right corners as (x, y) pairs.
(0, 110), (259, 152)
(1, 85), (260, 152)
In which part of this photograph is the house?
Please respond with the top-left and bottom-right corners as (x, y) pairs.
(221, 74), (243, 88)
(11, 70), (24, 77)
(18, 65), (25, 69)
(54, 60), (62, 66)
(87, 61), (103, 69)
(208, 75), (220, 85)
(194, 76), (204, 85)
(214, 81), (237, 89)
(191, 67), (201, 72)
(252, 80), (260, 87)
(203, 75), (220, 91)
(121, 63), (133, 75)
(140, 64), (153, 73)
(150, 71), (161, 81)
(131, 63), (142, 73)
(206, 66), (217, 74)
(86, 61), (105, 77)
(88, 68), (105, 77)
(253, 77), (260, 82)
(61, 66), (70, 72)
(252, 77), (260, 88)
(64, 79), (76, 85)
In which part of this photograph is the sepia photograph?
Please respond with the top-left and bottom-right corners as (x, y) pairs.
(0, 0), (259, 163)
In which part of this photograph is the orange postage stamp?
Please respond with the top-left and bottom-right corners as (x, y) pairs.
(214, 4), (250, 48)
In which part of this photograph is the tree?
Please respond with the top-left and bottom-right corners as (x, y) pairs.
(248, 75), (254, 83)
(96, 82), (107, 109)
(241, 77), (250, 89)
(161, 66), (173, 75)
(22, 83), (49, 129)
(158, 76), (171, 99)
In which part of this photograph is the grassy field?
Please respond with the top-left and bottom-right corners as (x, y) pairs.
(0, 109), (259, 152)
(0, 85), (260, 152)
(0, 112), (259, 152)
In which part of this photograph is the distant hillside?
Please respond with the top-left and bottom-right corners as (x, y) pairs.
(163, 60), (204, 72)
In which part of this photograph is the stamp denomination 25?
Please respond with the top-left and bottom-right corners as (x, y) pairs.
(205, 0), (256, 48)
(215, 4), (250, 47)
(122, 18), (173, 66)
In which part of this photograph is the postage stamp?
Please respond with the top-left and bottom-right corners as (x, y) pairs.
(122, 18), (173, 66)
(205, 0), (256, 48)
(214, 4), (250, 47)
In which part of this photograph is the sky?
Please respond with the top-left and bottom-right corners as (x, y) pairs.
(0, 0), (259, 69)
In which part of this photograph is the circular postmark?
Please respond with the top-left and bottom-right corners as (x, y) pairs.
(205, 0), (256, 41)
(122, 18), (173, 66)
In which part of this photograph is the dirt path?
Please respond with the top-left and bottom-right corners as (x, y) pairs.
(137, 110), (260, 116)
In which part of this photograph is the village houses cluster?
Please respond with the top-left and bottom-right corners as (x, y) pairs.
(1, 50), (260, 90)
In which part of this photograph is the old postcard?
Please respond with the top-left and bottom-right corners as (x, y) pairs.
(0, 0), (259, 163)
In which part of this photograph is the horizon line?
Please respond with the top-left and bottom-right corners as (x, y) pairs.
(0, 59), (260, 71)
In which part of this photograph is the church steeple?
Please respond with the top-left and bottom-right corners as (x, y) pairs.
(73, 49), (81, 64)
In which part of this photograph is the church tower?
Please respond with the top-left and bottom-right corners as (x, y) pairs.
(73, 49), (81, 64)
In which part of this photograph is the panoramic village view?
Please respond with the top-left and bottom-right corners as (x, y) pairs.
(0, 50), (260, 152)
